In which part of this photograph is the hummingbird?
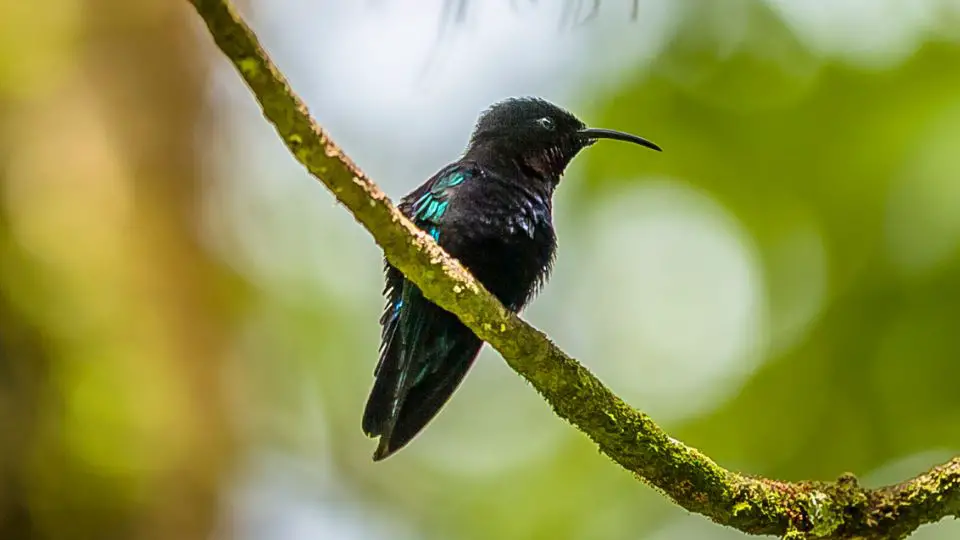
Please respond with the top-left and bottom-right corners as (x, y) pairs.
(362, 97), (660, 460)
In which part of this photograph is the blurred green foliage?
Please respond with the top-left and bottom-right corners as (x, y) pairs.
(590, 32), (960, 480)
(2, 2), (960, 539)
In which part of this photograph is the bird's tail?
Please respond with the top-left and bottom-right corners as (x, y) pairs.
(362, 308), (482, 461)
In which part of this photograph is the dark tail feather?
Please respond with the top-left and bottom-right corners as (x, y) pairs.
(362, 278), (404, 439)
(361, 357), (397, 438)
(363, 320), (482, 461)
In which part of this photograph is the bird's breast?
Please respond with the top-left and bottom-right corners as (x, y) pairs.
(505, 210), (539, 239)
(444, 199), (555, 311)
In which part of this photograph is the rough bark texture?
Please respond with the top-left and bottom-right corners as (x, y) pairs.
(186, 0), (960, 538)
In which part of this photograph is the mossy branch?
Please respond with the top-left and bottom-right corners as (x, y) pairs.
(186, 1), (960, 538)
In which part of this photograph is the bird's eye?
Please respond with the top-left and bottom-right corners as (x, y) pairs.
(536, 117), (555, 130)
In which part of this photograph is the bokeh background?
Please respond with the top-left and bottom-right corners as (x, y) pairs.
(2, 0), (960, 538)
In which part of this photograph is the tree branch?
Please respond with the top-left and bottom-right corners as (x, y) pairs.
(186, 1), (960, 538)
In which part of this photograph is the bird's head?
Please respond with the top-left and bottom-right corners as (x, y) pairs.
(466, 97), (660, 183)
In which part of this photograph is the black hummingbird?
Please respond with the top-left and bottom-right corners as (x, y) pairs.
(362, 97), (660, 460)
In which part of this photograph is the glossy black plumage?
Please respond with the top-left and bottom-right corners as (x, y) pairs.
(362, 97), (660, 460)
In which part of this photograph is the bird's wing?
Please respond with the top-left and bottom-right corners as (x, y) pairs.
(376, 164), (473, 374)
(362, 165), (482, 458)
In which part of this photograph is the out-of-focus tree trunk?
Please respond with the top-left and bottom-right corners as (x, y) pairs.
(0, 1), (233, 539)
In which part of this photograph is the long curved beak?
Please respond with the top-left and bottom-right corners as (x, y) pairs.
(578, 127), (662, 152)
